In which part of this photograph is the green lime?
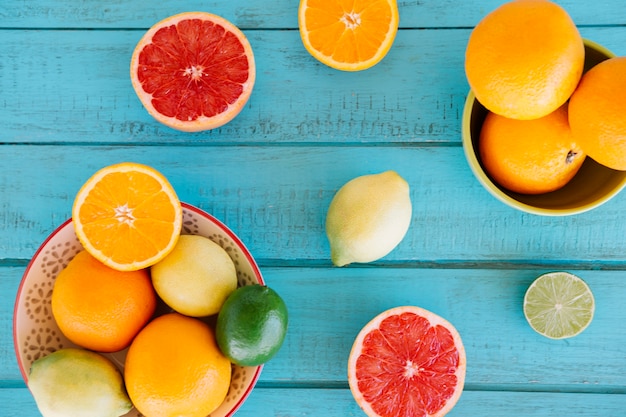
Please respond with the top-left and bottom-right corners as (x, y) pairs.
(216, 284), (288, 366)
(523, 271), (595, 339)
(28, 348), (132, 417)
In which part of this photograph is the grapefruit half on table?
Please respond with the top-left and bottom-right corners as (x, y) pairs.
(348, 306), (466, 417)
(130, 12), (256, 132)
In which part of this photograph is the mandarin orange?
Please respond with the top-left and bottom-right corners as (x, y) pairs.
(465, 0), (584, 120)
(479, 105), (585, 195)
(568, 57), (626, 170)
(51, 250), (156, 352)
(124, 313), (231, 417)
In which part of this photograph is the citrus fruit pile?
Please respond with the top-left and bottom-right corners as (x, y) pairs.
(28, 162), (288, 417)
(465, 0), (626, 194)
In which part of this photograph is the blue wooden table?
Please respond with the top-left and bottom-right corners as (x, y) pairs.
(2, 1), (626, 415)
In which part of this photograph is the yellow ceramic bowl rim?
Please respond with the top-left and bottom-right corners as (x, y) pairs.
(462, 39), (626, 216)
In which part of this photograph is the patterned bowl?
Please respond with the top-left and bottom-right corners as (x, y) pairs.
(462, 39), (626, 216)
(13, 202), (264, 417)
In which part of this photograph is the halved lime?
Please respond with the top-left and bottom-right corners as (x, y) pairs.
(523, 272), (595, 339)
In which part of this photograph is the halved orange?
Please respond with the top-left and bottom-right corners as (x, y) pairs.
(298, 0), (399, 71)
(72, 162), (182, 271)
(131, 12), (256, 132)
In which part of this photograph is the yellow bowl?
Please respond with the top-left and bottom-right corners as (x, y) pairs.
(462, 39), (626, 216)
(13, 203), (264, 417)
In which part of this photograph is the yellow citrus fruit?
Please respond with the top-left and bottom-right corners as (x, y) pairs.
(479, 105), (586, 195)
(131, 12), (255, 132)
(151, 234), (238, 317)
(72, 162), (182, 271)
(325, 171), (412, 266)
(298, 0), (399, 71)
(124, 313), (232, 417)
(568, 57), (626, 170)
(28, 348), (132, 417)
(465, 0), (584, 120)
(51, 250), (156, 352)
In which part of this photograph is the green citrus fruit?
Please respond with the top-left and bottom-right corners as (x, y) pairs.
(216, 284), (288, 366)
(28, 348), (132, 417)
(151, 234), (238, 317)
(523, 271), (595, 339)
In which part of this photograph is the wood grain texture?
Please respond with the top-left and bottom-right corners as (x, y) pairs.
(1, 145), (626, 264)
(0, 27), (624, 144)
(4, 266), (626, 391)
(2, 0), (626, 414)
(2, 0), (626, 28)
(3, 387), (626, 416)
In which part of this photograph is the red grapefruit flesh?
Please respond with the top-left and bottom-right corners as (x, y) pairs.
(130, 12), (256, 132)
(348, 306), (466, 417)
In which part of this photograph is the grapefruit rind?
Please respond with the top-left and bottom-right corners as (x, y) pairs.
(72, 162), (183, 272)
(130, 12), (256, 132)
(347, 306), (466, 417)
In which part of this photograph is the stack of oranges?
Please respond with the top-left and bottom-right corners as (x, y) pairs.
(465, 0), (626, 195)
(49, 162), (233, 417)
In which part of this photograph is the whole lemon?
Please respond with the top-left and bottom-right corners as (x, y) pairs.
(151, 235), (238, 317)
(28, 348), (132, 417)
(325, 170), (412, 267)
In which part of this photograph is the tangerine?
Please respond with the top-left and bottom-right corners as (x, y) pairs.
(479, 105), (586, 195)
(568, 57), (626, 170)
(51, 250), (156, 352)
(465, 0), (584, 120)
(124, 313), (232, 417)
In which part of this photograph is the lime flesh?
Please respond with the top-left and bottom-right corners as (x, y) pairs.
(523, 272), (595, 339)
(216, 284), (288, 366)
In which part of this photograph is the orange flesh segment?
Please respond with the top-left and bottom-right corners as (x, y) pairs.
(137, 18), (251, 122)
(75, 168), (181, 269)
(355, 312), (461, 416)
(303, 0), (396, 64)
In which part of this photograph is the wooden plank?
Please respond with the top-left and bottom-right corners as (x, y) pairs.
(0, 27), (624, 145)
(2, 145), (626, 263)
(3, 387), (626, 416)
(5, 266), (626, 390)
(2, 0), (626, 29)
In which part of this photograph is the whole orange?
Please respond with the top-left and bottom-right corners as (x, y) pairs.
(465, 0), (584, 120)
(124, 313), (232, 417)
(479, 105), (586, 195)
(51, 250), (156, 352)
(568, 57), (626, 171)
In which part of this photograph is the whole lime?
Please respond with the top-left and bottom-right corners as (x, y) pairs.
(216, 285), (288, 366)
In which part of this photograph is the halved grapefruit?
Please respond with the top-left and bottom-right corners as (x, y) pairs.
(348, 306), (466, 417)
(130, 12), (256, 132)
